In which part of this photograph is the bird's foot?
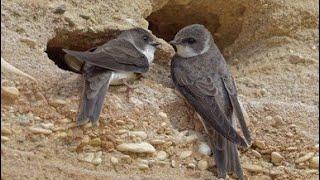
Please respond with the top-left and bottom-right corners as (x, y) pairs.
(122, 79), (139, 101)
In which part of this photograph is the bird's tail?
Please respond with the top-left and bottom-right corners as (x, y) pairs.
(213, 133), (244, 180)
(77, 72), (112, 126)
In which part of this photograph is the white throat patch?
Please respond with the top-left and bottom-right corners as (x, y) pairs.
(141, 45), (156, 63)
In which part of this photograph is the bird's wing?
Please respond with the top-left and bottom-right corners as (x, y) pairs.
(221, 74), (251, 144)
(63, 39), (149, 73)
(172, 64), (249, 148)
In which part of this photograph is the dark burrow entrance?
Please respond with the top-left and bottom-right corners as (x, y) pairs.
(45, 29), (120, 73)
(147, 1), (246, 52)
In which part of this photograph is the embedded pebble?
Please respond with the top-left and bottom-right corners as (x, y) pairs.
(116, 142), (156, 153)
(252, 150), (262, 158)
(29, 127), (52, 135)
(171, 160), (177, 168)
(198, 159), (208, 170)
(53, 4), (66, 14)
(90, 138), (101, 147)
(309, 156), (319, 169)
(40, 123), (54, 130)
(51, 98), (67, 107)
(78, 152), (102, 165)
(91, 151), (102, 165)
(187, 163), (196, 168)
(1, 136), (9, 142)
(179, 150), (193, 159)
(198, 142), (211, 156)
(185, 134), (198, 143)
(271, 152), (284, 164)
(138, 163), (149, 170)
(295, 152), (314, 163)
(159, 112), (168, 119)
(156, 151), (168, 161)
(254, 140), (266, 149)
(149, 139), (166, 145)
(243, 164), (263, 173)
(110, 156), (119, 165)
(128, 131), (147, 139)
(1, 127), (12, 135)
(272, 115), (283, 127)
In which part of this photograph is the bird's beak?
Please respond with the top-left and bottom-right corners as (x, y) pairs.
(150, 41), (161, 47)
(169, 40), (178, 45)
(169, 40), (178, 52)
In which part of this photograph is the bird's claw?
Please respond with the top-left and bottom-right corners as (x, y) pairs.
(122, 79), (139, 101)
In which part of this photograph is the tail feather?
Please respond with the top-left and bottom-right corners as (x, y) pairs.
(77, 69), (112, 126)
(213, 134), (244, 179)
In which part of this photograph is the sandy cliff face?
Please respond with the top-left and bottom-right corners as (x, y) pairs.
(1, 0), (319, 179)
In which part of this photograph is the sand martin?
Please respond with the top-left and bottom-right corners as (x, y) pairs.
(63, 28), (160, 126)
(170, 24), (251, 179)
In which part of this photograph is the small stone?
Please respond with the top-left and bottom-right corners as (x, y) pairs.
(159, 112), (168, 119)
(116, 142), (156, 153)
(29, 127), (52, 135)
(128, 131), (147, 139)
(149, 139), (166, 145)
(79, 14), (90, 20)
(156, 151), (168, 161)
(116, 129), (128, 135)
(1, 136), (9, 142)
(138, 163), (149, 170)
(309, 156), (319, 169)
(271, 152), (284, 164)
(198, 159), (208, 170)
(179, 150), (193, 159)
(56, 132), (67, 138)
(254, 140), (266, 149)
(58, 118), (71, 124)
(40, 123), (54, 130)
(1, 127), (12, 135)
(110, 156), (119, 165)
(90, 138), (101, 147)
(51, 98), (67, 107)
(1, 86), (19, 103)
(79, 152), (94, 163)
(171, 160), (177, 168)
(286, 132), (294, 137)
(187, 163), (196, 168)
(185, 134), (198, 143)
(243, 164), (263, 173)
(252, 150), (262, 158)
(266, 116), (273, 121)
(198, 142), (211, 156)
(295, 152), (315, 163)
(272, 115), (283, 127)
(53, 4), (66, 14)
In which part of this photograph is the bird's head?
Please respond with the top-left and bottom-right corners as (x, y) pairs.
(170, 24), (212, 58)
(118, 28), (160, 52)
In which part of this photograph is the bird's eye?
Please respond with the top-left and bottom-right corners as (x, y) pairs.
(187, 38), (196, 44)
(143, 35), (149, 41)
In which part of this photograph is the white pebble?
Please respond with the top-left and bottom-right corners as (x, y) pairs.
(179, 150), (193, 159)
(309, 156), (319, 169)
(110, 156), (119, 165)
(116, 142), (156, 153)
(271, 152), (284, 164)
(128, 131), (147, 139)
(156, 151), (168, 161)
(198, 159), (208, 170)
(40, 123), (54, 130)
(158, 112), (168, 119)
(29, 127), (52, 135)
(198, 142), (211, 156)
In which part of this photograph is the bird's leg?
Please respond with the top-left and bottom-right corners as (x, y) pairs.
(184, 100), (205, 132)
(122, 79), (139, 101)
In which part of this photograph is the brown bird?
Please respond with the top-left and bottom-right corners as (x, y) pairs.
(63, 28), (160, 126)
(170, 24), (251, 179)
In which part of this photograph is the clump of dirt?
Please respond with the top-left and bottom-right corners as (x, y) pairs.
(1, 0), (319, 179)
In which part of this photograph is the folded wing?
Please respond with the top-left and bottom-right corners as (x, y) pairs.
(63, 39), (149, 73)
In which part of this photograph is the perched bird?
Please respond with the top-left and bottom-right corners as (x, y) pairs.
(170, 24), (251, 179)
(63, 28), (160, 126)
